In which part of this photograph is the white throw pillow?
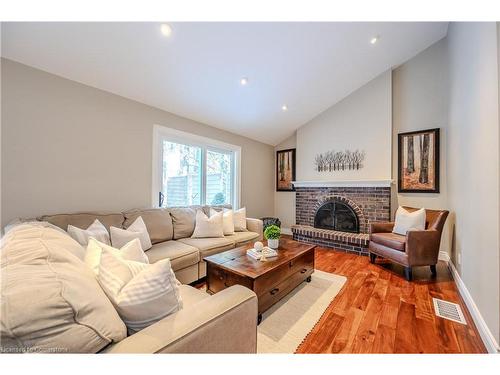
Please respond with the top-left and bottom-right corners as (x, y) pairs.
(85, 237), (149, 275)
(67, 219), (110, 246)
(233, 207), (247, 232)
(191, 210), (224, 238)
(210, 208), (235, 235)
(110, 216), (152, 251)
(97, 246), (182, 334)
(392, 207), (426, 235)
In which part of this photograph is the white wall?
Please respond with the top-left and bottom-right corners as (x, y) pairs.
(392, 38), (451, 254)
(498, 23), (500, 345)
(447, 22), (500, 344)
(274, 133), (296, 233)
(1, 59), (275, 225)
(296, 71), (392, 181)
(274, 70), (392, 232)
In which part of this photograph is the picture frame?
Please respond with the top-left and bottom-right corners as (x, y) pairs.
(398, 128), (440, 193)
(276, 148), (296, 191)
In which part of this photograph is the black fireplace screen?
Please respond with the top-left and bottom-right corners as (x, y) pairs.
(314, 201), (359, 233)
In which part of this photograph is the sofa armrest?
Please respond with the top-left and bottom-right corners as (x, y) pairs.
(246, 218), (263, 240)
(102, 285), (258, 353)
(370, 221), (395, 234)
(406, 229), (441, 266)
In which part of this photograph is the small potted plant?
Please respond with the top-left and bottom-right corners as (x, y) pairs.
(264, 225), (281, 249)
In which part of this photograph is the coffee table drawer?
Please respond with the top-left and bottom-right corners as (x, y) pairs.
(254, 250), (314, 296)
(258, 267), (314, 313)
(207, 264), (252, 294)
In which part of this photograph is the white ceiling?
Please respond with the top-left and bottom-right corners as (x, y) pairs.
(1, 22), (448, 145)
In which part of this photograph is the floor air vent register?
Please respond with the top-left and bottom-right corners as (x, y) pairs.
(432, 298), (467, 325)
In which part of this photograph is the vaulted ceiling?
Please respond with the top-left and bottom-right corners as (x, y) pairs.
(1, 22), (448, 145)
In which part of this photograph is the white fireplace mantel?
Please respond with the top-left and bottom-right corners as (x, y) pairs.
(292, 179), (394, 188)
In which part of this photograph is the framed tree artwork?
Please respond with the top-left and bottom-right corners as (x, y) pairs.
(398, 128), (440, 193)
(276, 148), (296, 191)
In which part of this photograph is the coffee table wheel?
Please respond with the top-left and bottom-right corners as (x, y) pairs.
(306, 276), (312, 283)
(257, 313), (262, 325)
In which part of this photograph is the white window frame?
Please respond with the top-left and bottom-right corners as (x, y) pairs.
(152, 124), (241, 209)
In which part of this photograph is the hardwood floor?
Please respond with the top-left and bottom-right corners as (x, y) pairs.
(295, 247), (487, 353)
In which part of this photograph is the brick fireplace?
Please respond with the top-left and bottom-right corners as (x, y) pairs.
(291, 182), (391, 255)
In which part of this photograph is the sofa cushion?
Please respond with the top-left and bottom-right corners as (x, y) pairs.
(38, 212), (124, 231)
(146, 241), (200, 271)
(178, 285), (210, 308)
(225, 231), (259, 247)
(170, 207), (197, 239)
(0, 224), (127, 353)
(177, 237), (235, 258)
(123, 208), (173, 244)
(370, 232), (406, 252)
(4, 219), (69, 236)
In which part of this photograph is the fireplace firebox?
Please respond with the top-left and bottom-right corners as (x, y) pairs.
(314, 200), (359, 233)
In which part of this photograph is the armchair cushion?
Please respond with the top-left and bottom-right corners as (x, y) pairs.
(370, 232), (406, 251)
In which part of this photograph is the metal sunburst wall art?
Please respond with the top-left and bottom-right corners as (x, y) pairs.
(314, 150), (366, 172)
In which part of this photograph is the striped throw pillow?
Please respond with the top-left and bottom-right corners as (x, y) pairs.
(85, 237), (149, 276)
(97, 246), (182, 333)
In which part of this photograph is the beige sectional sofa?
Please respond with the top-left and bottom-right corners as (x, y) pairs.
(1, 205), (262, 353)
(38, 205), (263, 284)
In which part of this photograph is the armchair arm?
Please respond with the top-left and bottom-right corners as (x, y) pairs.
(406, 229), (441, 266)
(102, 285), (258, 353)
(246, 218), (263, 241)
(370, 221), (394, 234)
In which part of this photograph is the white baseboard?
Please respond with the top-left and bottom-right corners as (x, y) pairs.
(281, 227), (292, 235)
(438, 250), (450, 262)
(440, 253), (500, 353)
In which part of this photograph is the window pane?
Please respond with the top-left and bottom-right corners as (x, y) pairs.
(206, 149), (232, 206)
(162, 141), (202, 207)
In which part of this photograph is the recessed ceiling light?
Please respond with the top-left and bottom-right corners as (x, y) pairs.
(370, 36), (379, 44)
(161, 24), (172, 37)
(282, 105), (288, 111)
(240, 77), (248, 86)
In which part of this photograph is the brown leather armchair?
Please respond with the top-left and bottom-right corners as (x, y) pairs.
(368, 207), (449, 281)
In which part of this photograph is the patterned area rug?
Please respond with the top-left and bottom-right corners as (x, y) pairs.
(257, 270), (346, 353)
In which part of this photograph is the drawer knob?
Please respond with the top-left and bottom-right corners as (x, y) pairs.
(300, 268), (307, 274)
(270, 288), (279, 295)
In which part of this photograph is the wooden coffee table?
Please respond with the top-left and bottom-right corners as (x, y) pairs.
(205, 238), (315, 324)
